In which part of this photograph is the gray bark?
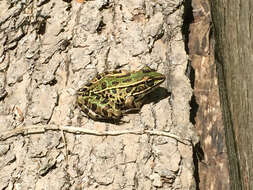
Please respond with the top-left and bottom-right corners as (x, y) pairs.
(0, 0), (197, 189)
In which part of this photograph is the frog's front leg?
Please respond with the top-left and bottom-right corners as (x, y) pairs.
(77, 95), (122, 120)
(124, 96), (143, 113)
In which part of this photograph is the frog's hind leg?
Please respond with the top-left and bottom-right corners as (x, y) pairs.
(78, 96), (123, 121)
(77, 96), (104, 120)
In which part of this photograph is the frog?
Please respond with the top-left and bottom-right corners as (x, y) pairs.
(76, 65), (166, 121)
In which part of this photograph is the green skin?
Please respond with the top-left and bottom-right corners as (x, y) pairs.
(77, 65), (166, 121)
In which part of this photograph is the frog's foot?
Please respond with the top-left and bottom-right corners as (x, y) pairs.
(123, 108), (141, 114)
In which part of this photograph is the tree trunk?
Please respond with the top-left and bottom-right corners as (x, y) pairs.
(211, 0), (253, 189)
(0, 0), (197, 189)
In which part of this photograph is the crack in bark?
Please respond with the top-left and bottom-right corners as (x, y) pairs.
(0, 124), (191, 145)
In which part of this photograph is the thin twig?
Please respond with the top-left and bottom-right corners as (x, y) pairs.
(0, 125), (191, 145)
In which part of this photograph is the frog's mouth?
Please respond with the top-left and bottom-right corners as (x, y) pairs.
(132, 76), (165, 100)
(154, 75), (166, 85)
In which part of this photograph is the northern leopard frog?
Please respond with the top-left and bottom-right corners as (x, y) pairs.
(76, 65), (165, 121)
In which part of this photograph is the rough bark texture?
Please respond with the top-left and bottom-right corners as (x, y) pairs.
(0, 0), (198, 189)
(188, 0), (230, 189)
(211, 0), (253, 189)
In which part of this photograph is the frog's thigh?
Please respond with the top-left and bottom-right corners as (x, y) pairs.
(79, 96), (122, 120)
(90, 98), (122, 120)
(79, 103), (104, 120)
(79, 99), (105, 120)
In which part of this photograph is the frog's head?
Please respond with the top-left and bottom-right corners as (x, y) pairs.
(141, 65), (166, 87)
(130, 65), (166, 97)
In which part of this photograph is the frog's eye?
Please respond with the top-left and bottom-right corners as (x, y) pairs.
(146, 79), (154, 87)
(141, 65), (154, 73)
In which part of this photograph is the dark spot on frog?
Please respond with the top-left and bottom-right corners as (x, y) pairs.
(111, 89), (117, 94)
(83, 108), (89, 114)
(96, 74), (102, 80)
(112, 81), (119, 85)
(126, 86), (132, 93)
(101, 93), (107, 99)
(86, 82), (92, 87)
(90, 91), (95, 96)
(115, 103), (121, 110)
(91, 104), (97, 111)
(101, 98), (109, 104)
(101, 82), (107, 89)
(95, 95), (101, 100)
(122, 78), (132, 83)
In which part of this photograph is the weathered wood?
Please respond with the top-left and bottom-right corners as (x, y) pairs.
(211, 0), (253, 189)
(188, 0), (230, 189)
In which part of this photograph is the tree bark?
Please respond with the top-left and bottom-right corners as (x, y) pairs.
(0, 0), (197, 189)
(188, 0), (230, 189)
(211, 0), (253, 189)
